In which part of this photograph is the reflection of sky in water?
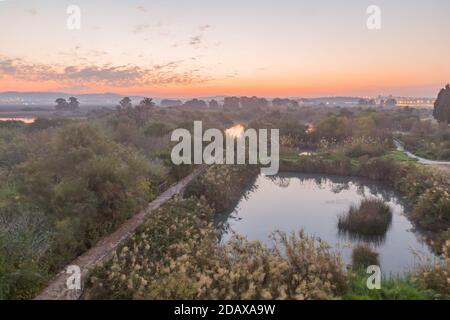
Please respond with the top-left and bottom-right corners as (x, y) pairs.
(219, 173), (436, 276)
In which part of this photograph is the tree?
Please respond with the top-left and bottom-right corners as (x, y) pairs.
(68, 97), (80, 109)
(433, 84), (450, 125)
(55, 98), (69, 110)
(183, 99), (208, 108)
(118, 97), (132, 109)
(208, 99), (219, 108)
(139, 97), (155, 108)
(134, 98), (155, 126)
(160, 99), (182, 107)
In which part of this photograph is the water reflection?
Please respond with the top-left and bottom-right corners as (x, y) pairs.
(0, 117), (35, 124)
(218, 172), (435, 276)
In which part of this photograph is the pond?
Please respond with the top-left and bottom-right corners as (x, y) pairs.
(0, 117), (35, 124)
(218, 173), (436, 276)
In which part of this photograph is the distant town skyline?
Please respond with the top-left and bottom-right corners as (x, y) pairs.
(1, 0), (449, 97)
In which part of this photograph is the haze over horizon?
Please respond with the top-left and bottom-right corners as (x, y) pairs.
(1, 0), (449, 98)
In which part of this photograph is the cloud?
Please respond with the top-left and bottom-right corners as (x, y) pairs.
(0, 56), (212, 87)
(132, 24), (151, 34)
(25, 8), (37, 16)
(189, 35), (202, 46)
(187, 25), (211, 48)
(136, 6), (147, 13)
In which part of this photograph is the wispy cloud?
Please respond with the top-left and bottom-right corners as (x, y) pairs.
(189, 35), (202, 46)
(25, 8), (37, 16)
(136, 6), (147, 13)
(188, 25), (212, 48)
(0, 56), (212, 87)
(132, 23), (151, 34)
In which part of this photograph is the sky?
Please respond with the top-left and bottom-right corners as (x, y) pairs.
(0, 0), (449, 98)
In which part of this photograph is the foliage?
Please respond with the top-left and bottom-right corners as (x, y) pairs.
(88, 197), (347, 300)
(413, 240), (450, 299)
(338, 198), (393, 240)
(433, 84), (450, 124)
(345, 272), (430, 300)
(351, 244), (379, 270)
(0, 121), (163, 299)
(185, 165), (259, 212)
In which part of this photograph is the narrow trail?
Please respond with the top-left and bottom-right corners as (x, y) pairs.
(34, 165), (207, 300)
(393, 138), (450, 167)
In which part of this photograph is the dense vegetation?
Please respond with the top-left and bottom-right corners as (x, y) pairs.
(1, 101), (449, 300)
(87, 196), (347, 300)
(338, 198), (393, 241)
(0, 104), (239, 299)
(86, 164), (449, 300)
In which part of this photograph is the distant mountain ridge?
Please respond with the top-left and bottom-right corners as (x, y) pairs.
(0, 92), (146, 107)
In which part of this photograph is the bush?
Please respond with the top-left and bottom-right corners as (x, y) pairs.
(359, 157), (399, 181)
(144, 123), (172, 137)
(185, 165), (258, 212)
(0, 204), (52, 299)
(343, 138), (387, 159)
(338, 198), (392, 241)
(414, 241), (450, 299)
(351, 244), (379, 270)
(412, 185), (450, 231)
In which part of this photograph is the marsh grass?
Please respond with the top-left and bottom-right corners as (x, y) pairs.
(351, 244), (379, 270)
(338, 198), (393, 240)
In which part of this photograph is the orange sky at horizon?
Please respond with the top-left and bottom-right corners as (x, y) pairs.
(0, 71), (445, 98)
(1, 1), (449, 98)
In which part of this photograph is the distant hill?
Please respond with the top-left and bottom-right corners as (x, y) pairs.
(0, 92), (146, 107)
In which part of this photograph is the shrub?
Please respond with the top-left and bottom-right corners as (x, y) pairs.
(185, 165), (258, 212)
(144, 123), (172, 137)
(412, 185), (450, 231)
(351, 244), (379, 270)
(0, 204), (52, 299)
(359, 157), (399, 181)
(338, 198), (392, 241)
(343, 137), (388, 159)
(414, 240), (450, 299)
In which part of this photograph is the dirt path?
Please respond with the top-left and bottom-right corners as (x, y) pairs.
(34, 165), (206, 300)
(394, 139), (450, 174)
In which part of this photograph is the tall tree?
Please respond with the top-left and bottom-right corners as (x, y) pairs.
(139, 97), (155, 108)
(118, 97), (132, 109)
(208, 99), (219, 108)
(433, 84), (450, 125)
(68, 97), (80, 109)
(55, 98), (68, 110)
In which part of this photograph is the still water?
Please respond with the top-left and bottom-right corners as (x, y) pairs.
(219, 173), (435, 276)
(0, 117), (35, 123)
